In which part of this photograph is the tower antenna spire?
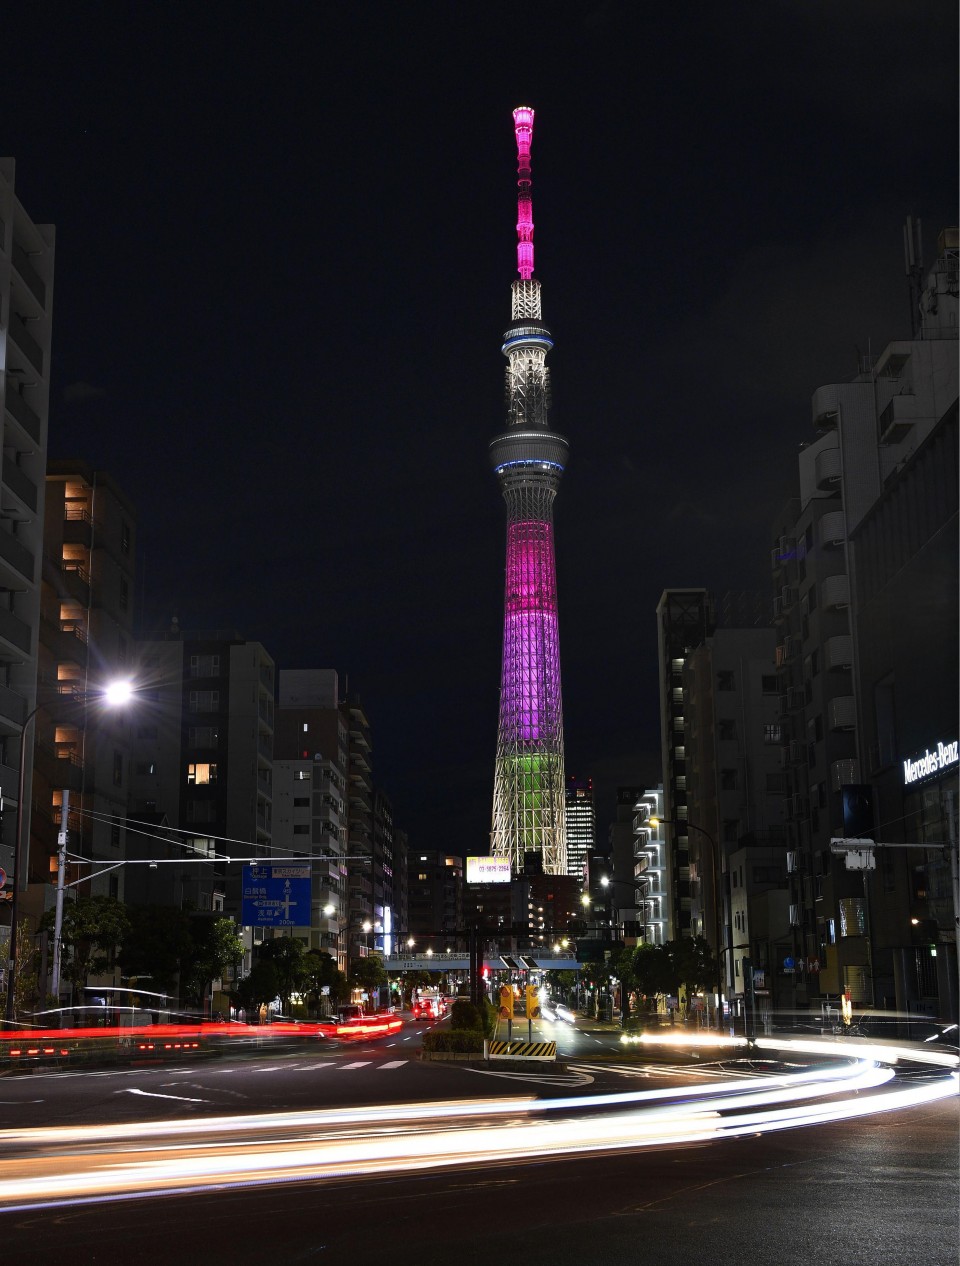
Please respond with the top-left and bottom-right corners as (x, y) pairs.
(513, 106), (535, 279)
(489, 107), (569, 876)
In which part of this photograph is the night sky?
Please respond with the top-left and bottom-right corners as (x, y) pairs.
(3, 4), (956, 852)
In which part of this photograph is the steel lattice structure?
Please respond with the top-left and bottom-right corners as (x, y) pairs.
(489, 107), (568, 875)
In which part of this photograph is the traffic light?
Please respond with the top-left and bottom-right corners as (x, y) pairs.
(499, 984), (513, 1018)
(525, 984), (540, 1019)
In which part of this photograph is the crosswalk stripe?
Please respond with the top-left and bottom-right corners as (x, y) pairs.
(378, 1061), (407, 1070)
(339, 1061), (371, 1069)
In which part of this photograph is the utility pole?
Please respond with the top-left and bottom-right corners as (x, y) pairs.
(51, 788), (70, 1001)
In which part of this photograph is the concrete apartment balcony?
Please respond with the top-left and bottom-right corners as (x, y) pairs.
(831, 758), (860, 792)
(58, 561), (90, 604)
(825, 634), (853, 671)
(821, 573), (850, 609)
(0, 604), (32, 660)
(819, 510), (846, 549)
(811, 384), (841, 428)
(8, 313), (44, 375)
(1, 460), (38, 513)
(62, 509), (93, 548)
(3, 386), (42, 447)
(12, 240), (47, 306)
(0, 527), (36, 587)
(814, 445), (842, 491)
(828, 695), (857, 732)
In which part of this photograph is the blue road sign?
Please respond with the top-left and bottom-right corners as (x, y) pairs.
(241, 863), (311, 928)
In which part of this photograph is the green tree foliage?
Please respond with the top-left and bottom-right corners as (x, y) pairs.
(231, 959), (280, 1016)
(449, 999), (483, 1031)
(118, 905), (192, 996)
(41, 895), (131, 988)
(628, 937), (718, 1008)
(179, 915), (245, 1007)
(258, 936), (308, 1012)
(301, 949), (349, 1014)
(350, 952), (387, 1000)
(1, 918), (41, 1019)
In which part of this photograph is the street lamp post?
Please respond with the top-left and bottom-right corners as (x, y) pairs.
(6, 680), (137, 1025)
(650, 816), (725, 1031)
(4, 700), (42, 1025)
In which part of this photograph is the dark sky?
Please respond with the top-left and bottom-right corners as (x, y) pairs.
(4, 3), (957, 851)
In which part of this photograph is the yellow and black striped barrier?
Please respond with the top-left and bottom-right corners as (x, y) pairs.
(488, 1039), (556, 1061)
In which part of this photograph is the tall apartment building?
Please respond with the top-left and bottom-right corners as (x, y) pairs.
(272, 752), (347, 972)
(275, 670), (389, 967)
(0, 160), (54, 954)
(655, 588), (715, 941)
(771, 225), (958, 1018)
(37, 465), (137, 923)
(407, 850), (463, 945)
(129, 630), (275, 920)
(607, 785), (644, 943)
(632, 786), (665, 945)
(564, 775), (595, 883)
(683, 625), (786, 1013)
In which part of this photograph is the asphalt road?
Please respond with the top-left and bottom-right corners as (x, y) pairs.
(1, 1094), (955, 1266)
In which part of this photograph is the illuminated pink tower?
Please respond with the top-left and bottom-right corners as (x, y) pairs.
(490, 106), (568, 875)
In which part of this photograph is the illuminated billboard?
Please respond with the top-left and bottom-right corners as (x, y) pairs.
(466, 856), (512, 885)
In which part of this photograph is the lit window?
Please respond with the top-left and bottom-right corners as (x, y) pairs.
(187, 762), (218, 785)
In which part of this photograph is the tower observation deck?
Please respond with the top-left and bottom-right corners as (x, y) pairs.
(490, 106), (568, 876)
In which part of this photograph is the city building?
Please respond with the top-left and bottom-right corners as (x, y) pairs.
(272, 752), (347, 972)
(0, 159), (54, 972)
(37, 464), (138, 920)
(490, 107), (569, 876)
(607, 786), (645, 944)
(683, 623), (786, 1013)
(274, 670), (387, 968)
(564, 775), (595, 882)
(129, 629), (275, 923)
(407, 850), (463, 946)
(655, 587), (715, 940)
(771, 223), (958, 1020)
(632, 786), (666, 945)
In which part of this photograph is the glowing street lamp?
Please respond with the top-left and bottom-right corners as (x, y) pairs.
(5, 679), (137, 1023)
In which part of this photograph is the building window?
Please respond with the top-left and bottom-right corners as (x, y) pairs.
(294, 770), (311, 781)
(188, 690), (219, 712)
(293, 797), (309, 808)
(720, 768), (738, 790)
(113, 751), (123, 787)
(135, 762), (157, 776)
(763, 723), (782, 744)
(761, 675), (778, 694)
(189, 655), (221, 678)
(186, 800), (216, 824)
(121, 520), (130, 554)
(719, 719), (736, 741)
(717, 671), (735, 691)
(188, 726), (219, 747)
(293, 825), (310, 835)
(187, 762), (217, 785)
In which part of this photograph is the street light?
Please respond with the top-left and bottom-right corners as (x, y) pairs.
(650, 815), (725, 1031)
(6, 679), (137, 1023)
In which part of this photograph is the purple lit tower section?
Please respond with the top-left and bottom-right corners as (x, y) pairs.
(490, 106), (568, 876)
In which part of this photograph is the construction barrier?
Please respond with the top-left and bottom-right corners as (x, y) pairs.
(488, 1039), (556, 1061)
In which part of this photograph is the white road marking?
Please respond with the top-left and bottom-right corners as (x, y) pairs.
(378, 1061), (407, 1070)
(338, 1062), (371, 1070)
(118, 1088), (208, 1104)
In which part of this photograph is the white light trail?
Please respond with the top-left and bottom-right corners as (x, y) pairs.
(0, 1040), (954, 1210)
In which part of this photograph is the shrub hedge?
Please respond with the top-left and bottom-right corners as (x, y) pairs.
(421, 1029), (485, 1054)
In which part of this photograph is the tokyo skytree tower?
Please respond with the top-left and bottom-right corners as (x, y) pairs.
(489, 106), (568, 876)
